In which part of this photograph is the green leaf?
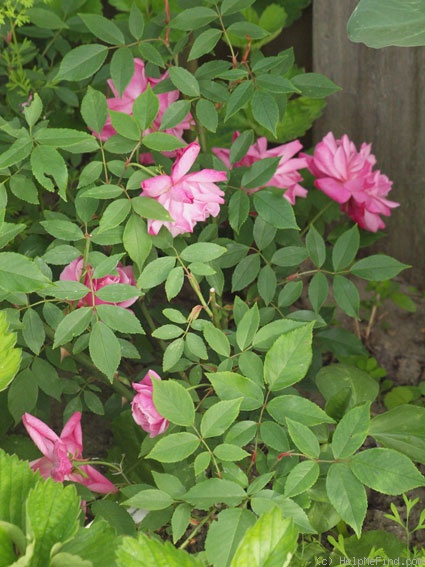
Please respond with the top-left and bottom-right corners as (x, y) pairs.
(225, 81), (254, 121)
(24, 92), (43, 128)
(95, 283), (139, 303)
(0, 137), (32, 170)
(138, 43), (165, 67)
(278, 281), (303, 308)
(32, 358), (62, 401)
(332, 403), (370, 459)
(231, 253), (261, 292)
(110, 111), (141, 141)
(0, 312), (21, 392)
(271, 246), (308, 267)
(254, 216), (276, 251)
(350, 448), (425, 495)
(286, 418), (320, 458)
(9, 174), (39, 204)
(133, 86), (160, 131)
(196, 98), (218, 132)
(169, 7), (218, 31)
(160, 100), (191, 131)
(147, 432), (200, 463)
(79, 13), (125, 45)
(53, 308), (92, 348)
(97, 199), (131, 233)
(228, 191), (250, 233)
(110, 47), (135, 97)
(227, 22), (269, 40)
(40, 280), (89, 302)
(0, 222), (26, 249)
(200, 398), (242, 439)
(207, 371), (264, 411)
(22, 308), (45, 355)
(143, 132), (186, 151)
(292, 73), (341, 98)
(264, 322), (314, 391)
(326, 463), (367, 537)
(139, 256), (176, 289)
(27, 7), (67, 29)
(184, 478), (246, 510)
(242, 158), (280, 190)
(236, 304), (260, 350)
(31, 146), (68, 197)
(333, 275), (360, 319)
(169, 67), (200, 97)
(251, 90), (279, 136)
(56, 44), (108, 82)
(8, 369), (38, 423)
(163, 338), (185, 372)
(230, 508), (298, 567)
(181, 243), (227, 263)
(205, 508), (256, 567)
(308, 272), (328, 313)
(89, 322), (121, 381)
(284, 461), (320, 498)
(306, 225), (326, 268)
(189, 29), (222, 61)
(81, 87), (108, 133)
(253, 190), (298, 229)
(0, 252), (50, 293)
(153, 379), (195, 427)
(116, 533), (202, 567)
(267, 395), (334, 427)
(165, 267), (184, 301)
(152, 324), (184, 340)
(124, 488), (173, 511)
(347, 0), (425, 48)
(350, 254), (409, 280)
(230, 130), (254, 164)
(40, 220), (84, 241)
(35, 128), (99, 153)
(370, 405), (425, 464)
(96, 304), (144, 334)
(123, 214), (152, 271)
(221, 0), (256, 16)
(203, 321), (231, 357)
(214, 444), (249, 461)
(332, 225), (360, 271)
(172, 503), (191, 544)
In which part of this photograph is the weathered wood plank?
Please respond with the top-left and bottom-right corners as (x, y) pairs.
(312, 0), (425, 283)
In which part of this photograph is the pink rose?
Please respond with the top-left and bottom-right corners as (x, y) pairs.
(140, 142), (227, 236)
(60, 257), (138, 309)
(94, 58), (192, 162)
(131, 370), (169, 438)
(213, 133), (308, 204)
(22, 412), (117, 494)
(303, 132), (399, 232)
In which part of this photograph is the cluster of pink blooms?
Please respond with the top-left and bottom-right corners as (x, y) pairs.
(303, 132), (399, 232)
(22, 412), (117, 493)
(59, 257), (138, 309)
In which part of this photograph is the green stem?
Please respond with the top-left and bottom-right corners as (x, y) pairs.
(300, 202), (333, 237)
(179, 510), (216, 550)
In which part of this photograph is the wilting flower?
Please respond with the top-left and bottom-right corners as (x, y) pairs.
(213, 133), (308, 204)
(94, 58), (191, 150)
(140, 142), (227, 236)
(60, 257), (138, 309)
(22, 412), (117, 494)
(131, 370), (169, 438)
(303, 132), (399, 232)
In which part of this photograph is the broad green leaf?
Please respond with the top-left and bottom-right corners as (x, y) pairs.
(370, 405), (425, 464)
(181, 243), (227, 263)
(0, 253), (50, 293)
(110, 111), (141, 141)
(139, 256), (176, 289)
(231, 253), (261, 292)
(143, 132), (186, 151)
(242, 158), (280, 190)
(129, 3), (145, 39)
(124, 488), (173, 511)
(185, 332), (208, 359)
(267, 395), (334, 427)
(170, 7), (218, 31)
(306, 225), (326, 268)
(284, 461), (320, 498)
(350, 448), (425, 495)
(30, 146), (68, 197)
(40, 281), (89, 302)
(97, 199), (131, 233)
(31, 359), (62, 401)
(40, 220), (84, 241)
(225, 81), (254, 121)
(0, 223), (26, 250)
(56, 44), (108, 81)
(196, 98), (218, 132)
(147, 432), (200, 463)
(230, 130), (254, 164)
(271, 246), (308, 267)
(116, 533), (202, 567)
(308, 272), (328, 313)
(203, 321), (231, 357)
(264, 322), (314, 390)
(236, 304), (260, 351)
(0, 312), (21, 392)
(200, 398), (242, 438)
(326, 463), (367, 537)
(205, 508), (256, 567)
(152, 324), (184, 340)
(22, 308), (45, 355)
(110, 47), (134, 97)
(221, 0), (256, 16)
(89, 322), (121, 381)
(35, 128), (99, 153)
(163, 338), (185, 372)
(292, 73), (341, 98)
(214, 444), (249, 461)
(0, 137), (32, 170)
(138, 43), (165, 67)
(123, 214), (152, 271)
(133, 86), (160, 131)
(278, 280), (303, 307)
(96, 304), (144, 334)
(172, 503), (191, 544)
(227, 22), (269, 40)
(169, 67), (200, 97)
(253, 190), (298, 229)
(160, 100), (191, 131)
(333, 275), (360, 319)
(79, 13), (125, 44)
(207, 371), (264, 411)
(332, 225), (360, 270)
(228, 191), (250, 233)
(60, 519), (118, 567)
(23, 93), (43, 128)
(189, 29), (222, 61)
(9, 174), (39, 204)
(332, 403), (370, 459)
(251, 90), (279, 136)
(152, 379), (195, 427)
(184, 478), (246, 510)
(260, 421), (290, 452)
(286, 418), (320, 458)
(165, 267), (184, 301)
(230, 508), (298, 567)
(81, 87), (108, 133)
(7, 369), (38, 423)
(348, 0), (425, 48)
(350, 255), (409, 281)
(27, 7), (67, 29)
(53, 308), (92, 348)
(253, 216), (276, 251)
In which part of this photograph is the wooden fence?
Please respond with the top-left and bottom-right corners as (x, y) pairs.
(312, 0), (425, 284)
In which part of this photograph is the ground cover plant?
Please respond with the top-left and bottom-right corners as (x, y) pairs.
(0, 0), (424, 564)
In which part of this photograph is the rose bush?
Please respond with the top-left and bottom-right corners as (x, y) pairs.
(0, 0), (423, 565)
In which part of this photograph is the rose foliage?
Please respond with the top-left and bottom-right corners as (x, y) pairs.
(0, 0), (422, 565)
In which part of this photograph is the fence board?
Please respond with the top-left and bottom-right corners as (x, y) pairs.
(312, 0), (425, 283)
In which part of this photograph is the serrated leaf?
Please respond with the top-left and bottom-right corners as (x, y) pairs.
(350, 255), (409, 281)
(184, 478), (246, 510)
(332, 403), (370, 459)
(116, 533), (202, 567)
(0, 253), (50, 293)
(267, 395), (334, 427)
(284, 461), (320, 498)
(152, 379), (195, 427)
(189, 29), (222, 61)
(56, 44), (108, 82)
(89, 322), (121, 381)
(169, 67), (200, 97)
(253, 190), (298, 229)
(147, 432), (200, 463)
(96, 304), (144, 334)
(22, 308), (45, 355)
(200, 398), (242, 438)
(79, 13), (125, 45)
(110, 47), (134, 97)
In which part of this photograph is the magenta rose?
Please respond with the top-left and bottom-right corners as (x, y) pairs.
(131, 370), (169, 438)
(60, 257), (138, 309)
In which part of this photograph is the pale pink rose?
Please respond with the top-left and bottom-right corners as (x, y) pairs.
(22, 412), (117, 494)
(60, 257), (138, 309)
(131, 370), (169, 438)
(94, 58), (192, 158)
(213, 133), (308, 204)
(140, 142), (227, 236)
(303, 132), (399, 232)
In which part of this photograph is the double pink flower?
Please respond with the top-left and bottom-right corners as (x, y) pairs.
(60, 257), (138, 309)
(303, 132), (399, 232)
(141, 142), (227, 236)
(22, 412), (117, 493)
(131, 370), (169, 438)
(213, 133), (308, 205)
